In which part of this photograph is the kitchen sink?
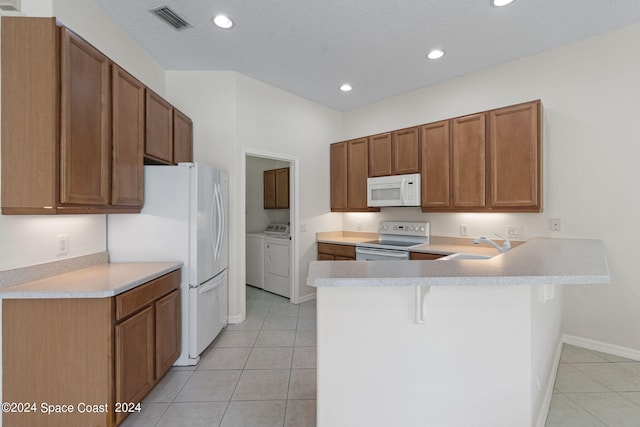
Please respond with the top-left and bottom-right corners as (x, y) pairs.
(438, 253), (493, 260)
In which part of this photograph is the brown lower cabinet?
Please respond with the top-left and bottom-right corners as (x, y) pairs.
(2, 269), (181, 427)
(409, 252), (445, 260)
(317, 242), (356, 260)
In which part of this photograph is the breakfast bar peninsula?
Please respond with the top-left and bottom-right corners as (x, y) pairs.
(307, 238), (610, 427)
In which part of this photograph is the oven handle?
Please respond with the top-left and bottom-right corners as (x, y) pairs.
(355, 247), (409, 258)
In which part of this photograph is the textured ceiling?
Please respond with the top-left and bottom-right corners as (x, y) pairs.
(94, 0), (640, 111)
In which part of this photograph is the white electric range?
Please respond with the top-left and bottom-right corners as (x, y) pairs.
(356, 221), (430, 261)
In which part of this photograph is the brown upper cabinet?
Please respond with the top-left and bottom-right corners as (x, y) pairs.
(451, 113), (487, 209)
(368, 127), (420, 177)
(392, 127), (421, 175)
(488, 101), (541, 211)
(144, 90), (193, 166)
(145, 90), (174, 164)
(1, 16), (193, 214)
(111, 65), (145, 207)
(420, 121), (451, 209)
(368, 133), (392, 177)
(264, 167), (290, 209)
(173, 109), (194, 164)
(334, 100), (542, 213)
(418, 100), (541, 212)
(59, 27), (112, 207)
(0, 17), (145, 214)
(331, 138), (379, 212)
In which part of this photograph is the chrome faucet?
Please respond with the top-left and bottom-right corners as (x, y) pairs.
(473, 234), (511, 253)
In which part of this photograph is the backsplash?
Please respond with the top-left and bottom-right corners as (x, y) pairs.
(0, 252), (108, 289)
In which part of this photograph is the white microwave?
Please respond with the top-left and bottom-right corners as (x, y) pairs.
(367, 173), (421, 207)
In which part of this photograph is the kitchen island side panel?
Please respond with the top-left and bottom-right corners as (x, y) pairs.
(317, 285), (533, 427)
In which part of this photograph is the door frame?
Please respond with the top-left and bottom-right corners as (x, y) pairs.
(240, 148), (300, 307)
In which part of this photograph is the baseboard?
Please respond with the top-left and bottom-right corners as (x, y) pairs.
(296, 292), (316, 304)
(227, 314), (245, 324)
(536, 338), (564, 427)
(563, 334), (640, 361)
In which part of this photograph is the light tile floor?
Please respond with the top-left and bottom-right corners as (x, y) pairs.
(546, 344), (640, 426)
(121, 285), (316, 427)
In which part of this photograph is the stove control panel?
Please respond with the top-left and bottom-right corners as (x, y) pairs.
(378, 221), (429, 237)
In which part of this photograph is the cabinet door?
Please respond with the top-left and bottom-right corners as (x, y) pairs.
(347, 138), (370, 209)
(420, 121), (451, 209)
(452, 113), (486, 209)
(112, 65), (144, 207)
(392, 127), (420, 175)
(145, 90), (173, 164)
(264, 169), (276, 209)
(410, 252), (444, 260)
(330, 142), (348, 211)
(488, 101), (541, 210)
(368, 133), (392, 177)
(173, 109), (193, 164)
(59, 27), (111, 206)
(317, 242), (356, 260)
(155, 290), (181, 379)
(275, 167), (290, 209)
(1, 17), (59, 213)
(115, 306), (154, 423)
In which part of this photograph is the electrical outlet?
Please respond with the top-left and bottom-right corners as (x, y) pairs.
(57, 234), (68, 255)
(460, 224), (469, 237)
(550, 218), (561, 231)
(300, 223), (307, 232)
(506, 225), (522, 239)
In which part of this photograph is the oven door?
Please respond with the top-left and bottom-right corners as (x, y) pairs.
(355, 247), (410, 261)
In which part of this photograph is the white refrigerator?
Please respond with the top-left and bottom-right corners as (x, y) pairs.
(107, 162), (228, 366)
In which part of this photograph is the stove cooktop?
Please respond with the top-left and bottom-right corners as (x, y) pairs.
(360, 240), (421, 248)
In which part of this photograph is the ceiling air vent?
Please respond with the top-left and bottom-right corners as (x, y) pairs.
(150, 6), (192, 30)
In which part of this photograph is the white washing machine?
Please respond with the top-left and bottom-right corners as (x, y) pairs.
(245, 233), (265, 289)
(263, 224), (291, 298)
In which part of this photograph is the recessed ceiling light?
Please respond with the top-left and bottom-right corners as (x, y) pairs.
(213, 14), (233, 29)
(492, 0), (515, 6)
(339, 83), (353, 92)
(426, 49), (445, 60)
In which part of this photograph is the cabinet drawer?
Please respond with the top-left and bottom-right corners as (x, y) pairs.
(318, 242), (356, 259)
(116, 269), (180, 321)
(410, 252), (444, 260)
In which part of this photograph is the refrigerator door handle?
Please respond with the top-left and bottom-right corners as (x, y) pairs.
(214, 182), (225, 258)
(209, 186), (218, 261)
(198, 277), (222, 294)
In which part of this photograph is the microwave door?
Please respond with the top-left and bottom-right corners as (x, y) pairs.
(370, 185), (400, 207)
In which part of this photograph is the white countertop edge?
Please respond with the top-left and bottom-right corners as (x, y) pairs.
(307, 238), (611, 288)
(0, 262), (183, 299)
(309, 274), (612, 288)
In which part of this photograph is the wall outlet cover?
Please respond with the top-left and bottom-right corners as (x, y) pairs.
(506, 225), (523, 239)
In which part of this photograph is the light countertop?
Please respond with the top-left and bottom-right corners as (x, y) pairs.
(317, 231), (506, 257)
(0, 262), (182, 299)
(308, 238), (610, 287)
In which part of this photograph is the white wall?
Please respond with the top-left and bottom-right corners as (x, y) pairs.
(341, 24), (640, 351)
(0, 0), (166, 273)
